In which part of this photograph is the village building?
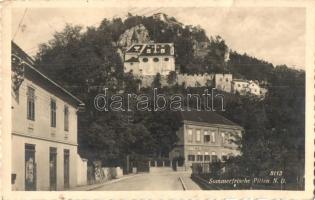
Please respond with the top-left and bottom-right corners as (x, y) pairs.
(232, 79), (267, 97)
(124, 43), (175, 76)
(11, 42), (86, 191)
(169, 111), (244, 169)
(231, 79), (249, 95)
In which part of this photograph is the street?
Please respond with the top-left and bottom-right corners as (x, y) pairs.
(92, 168), (200, 191)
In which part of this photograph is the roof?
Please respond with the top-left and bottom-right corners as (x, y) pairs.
(179, 110), (242, 128)
(126, 44), (145, 53)
(11, 41), (35, 66)
(125, 43), (174, 56)
(140, 43), (173, 56)
(11, 41), (85, 108)
(232, 79), (248, 83)
(125, 57), (139, 62)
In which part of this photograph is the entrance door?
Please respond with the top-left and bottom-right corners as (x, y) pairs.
(25, 144), (36, 191)
(49, 147), (57, 191)
(63, 149), (70, 189)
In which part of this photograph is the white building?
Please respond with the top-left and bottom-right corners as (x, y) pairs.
(169, 111), (243, 169)
(124, 43), (175, 76)
(248, 80), (262, 96)
(231, 79), (249, 95)
(11, 42), (85, 191)
(232, 79), (267, 97)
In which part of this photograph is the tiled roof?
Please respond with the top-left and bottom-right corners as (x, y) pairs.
(140, 43), (173, 56)
(125, 43), (174, 56)
(125, 57), (139, 62)
(179, 110), (241, 128)
(126, 44), (145, 53)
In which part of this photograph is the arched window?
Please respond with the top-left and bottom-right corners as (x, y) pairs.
(153, 57), (159, 62)
(142, 58), (148, 62)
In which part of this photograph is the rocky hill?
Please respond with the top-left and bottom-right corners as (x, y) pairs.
(118, 24), (150, 48)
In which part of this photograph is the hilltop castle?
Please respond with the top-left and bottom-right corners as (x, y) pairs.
(124, 42), (175, 76)
(123, 42), (266, 97)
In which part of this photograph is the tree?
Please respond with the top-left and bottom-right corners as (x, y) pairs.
(167, 71), (177, 85)
(221, 67), (305, 189)
(152, 73), (162, 88)
(203, 36), (228, 73)
(142, 111), (182, 158)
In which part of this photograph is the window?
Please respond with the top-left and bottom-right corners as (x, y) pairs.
(196, 130), (201, 142)
(64, 106), (69, 131)
(204, 135), (210, 143)
(146, 49), (151, 53)
(187, 129), (193, 143)
(224, 132), (231, 144)
(211, 132), (216, 143)
(64, 149), (70, 189)
(164, 57), (169, 61)
(50, 99), (56, 127)
(211, 152), (218, 162)
(221, 132), (227, 144)
(27, 87), (35, 121)
(153, 57), (159, 62)
(226, 78), (229, 82)
(142, 58), (148, 62)
(49, 147), (57, 190)
(222, 154), (228, 161)
(188, 155), (195, 161)
(212, 155), (218, 162)
(161, 48), (165, 53)
(204, 155), (210, 161)
(197, 155), (203, 161)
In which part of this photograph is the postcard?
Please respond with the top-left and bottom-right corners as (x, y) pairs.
(1, 0), (314, 199)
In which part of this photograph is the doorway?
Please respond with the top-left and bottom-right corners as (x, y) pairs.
(49, 147), (57, 190)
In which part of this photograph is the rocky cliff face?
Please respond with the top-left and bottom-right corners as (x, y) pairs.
(118, 24), (150, 48)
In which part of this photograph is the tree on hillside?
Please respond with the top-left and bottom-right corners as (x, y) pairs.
(152, 73), (162, 88)
(222, 68), (305, 189)
(141, 111), (182, 158)
(167, 71), (177, 85)
(203, 36), (229, 73)
(228, 51), (274, 81)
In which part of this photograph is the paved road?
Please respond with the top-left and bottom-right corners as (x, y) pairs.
(93, 168), (198, 191)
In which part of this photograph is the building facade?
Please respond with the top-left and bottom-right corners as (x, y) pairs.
(214, 74), (233, 93)
(169, 111), (243, 169)
(11, 42), (84, 191)
(231, 79), (249, 95)
(232, 79), (267, 97)
(124, 43), (175, 76)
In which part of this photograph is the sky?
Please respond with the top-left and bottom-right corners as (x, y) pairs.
(12, 7), (306, 69)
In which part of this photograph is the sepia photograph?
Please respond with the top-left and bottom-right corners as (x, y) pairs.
(1, 0), (315, 199)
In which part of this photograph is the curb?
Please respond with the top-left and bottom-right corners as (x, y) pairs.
(178, 177), (187, 190)
(87, 174), (141, 191)
(71, 174), (141, 191)
(191, 175), (221, 190)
